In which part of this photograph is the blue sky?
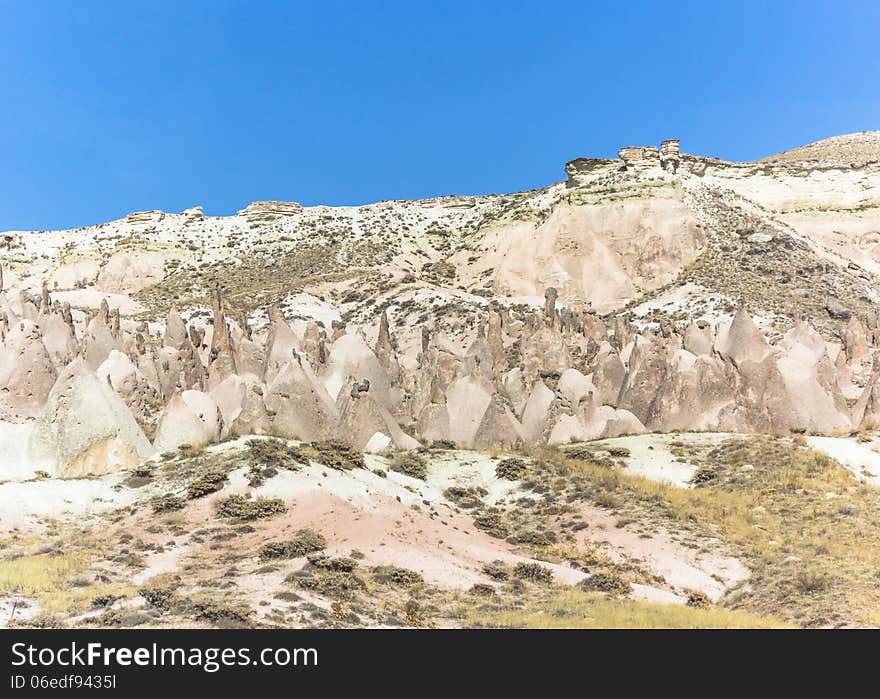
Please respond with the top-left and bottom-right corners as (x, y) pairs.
(1, 1), (878, 231)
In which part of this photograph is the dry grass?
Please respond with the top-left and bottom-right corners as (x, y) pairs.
(452, 588), (786, 629)
(532, 435), (880, 626)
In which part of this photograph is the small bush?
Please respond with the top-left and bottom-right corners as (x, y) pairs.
(288, 571), (367, 600)
(606, 446), (631, 458)
(794, 569), (834, 595)
(582, 572), (632, 596)
(390, 452), (428, 480)
(247, 438), (308, 470)
(469, 583), (497, 597)
(371, 565), (424, 586)
(187, 470), (228, 499)
(429, 439), (457, 450)
(495, 458), (528, 480)
(691, 467), (717, 486)
(259, 529), (326, 560)
(308, 441), (365, 470)
(563, 446), (594, 461)
(509, 530), (556, 547)
(139, 581), (179, 611)
(131, 465), (154, 478)
(513, 562), (554, 584)
(444, 486), (487, 508)
(686, 590), (711, 608)
(473, 511), (509, 538)
(191, 600), (252, 624)
(151, 495), (185, 514)
(216, 494), (287, 520)
(482, 561), (510, 581)
(306, 554), (359, 573)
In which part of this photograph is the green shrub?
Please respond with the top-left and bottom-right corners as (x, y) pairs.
(686, 590), (711, 608)
(473, 511), (509, 538)
(582, 572), (632, 596)
(191, 600), (252, 624)
(495, 458), (528, 480)
(259, 529), (326, 560)
(371, 565), (424, 586)
(306, 554), (359, 573)
(139, 582), (179, 611)
(247, 438), (308, 470)
(563, 446), (594, 461)
(216, 494), (287, 520)
(307, 441), (365, 470)
(443, 486), (487, 508)
(288, 571), (367, 600)
(390, 452), (428, 480)
(513, 562), (554, 584)
(482, 561), (510, 581)
(691, 467), (717, 486)
(510, 530), (556, 547)
(187, 470), (228, 499)
(151, 495), (185, 514)
(468, 583), (497, 597)
(429, 439), (457, 450)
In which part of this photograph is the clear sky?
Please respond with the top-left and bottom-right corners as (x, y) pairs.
(1, 1), (878, 231)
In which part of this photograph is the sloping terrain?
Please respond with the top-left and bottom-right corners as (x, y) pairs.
(4, 133), (880, 627)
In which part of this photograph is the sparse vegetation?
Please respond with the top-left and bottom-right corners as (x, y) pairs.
(259, 530), (327, 560)
(371, 565), (424, 586)
(495, 457), (528, 480)
(215, 494), (287, 520)
(187, 470), (228, 499)
(582, 572), (632, 597)
(151, 495), (185, 514)
(443, 485), (487, 508)
(389, 451), (428, 480)
(305, 441), (365, 471)
(512, 562), (553, 584)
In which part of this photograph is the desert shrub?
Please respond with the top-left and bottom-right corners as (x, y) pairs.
(513, 562), (554, 584)
(686, 590), (711, 608)
(509, 530), (556, 547)
(187, 470), (228, 499)
(482, 561), (510, 581)
(403, 600), (430, 627)
(691, 467), (717, 486)
(306, 554), (359, 573)
(563, 446), (594, 461)
(513, 563), (553, 584)
(151, 495), (185, 514)
(429, 439), (457, 450)
(90, 594), (120, 609)
(495, 457), (528, 480)
(131, 464), (154, 478)
(191, 600), (252, 624)
(288, 571), (367, 600)
(139, 581), (179, 611)
(308, 440), (365, 470)
(473, 511), (509, 538)
(469, 583), (497, 597)
(371, 565), (424, 586)
(582, 572), (632, 596)
(259, 530), (326, 560)
(443, 486), (487, 508)
(794, 569), (834, 595)
(606, 446), (631, 458)
(247, 438), (309, 471)
(390, 452), (428, 480)
(216, 494), (287, 520)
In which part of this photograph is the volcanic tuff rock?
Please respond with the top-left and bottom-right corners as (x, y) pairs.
(3, 132), (880, 476)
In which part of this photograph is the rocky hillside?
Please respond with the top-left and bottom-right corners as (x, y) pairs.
(1, 133), (880, 479)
